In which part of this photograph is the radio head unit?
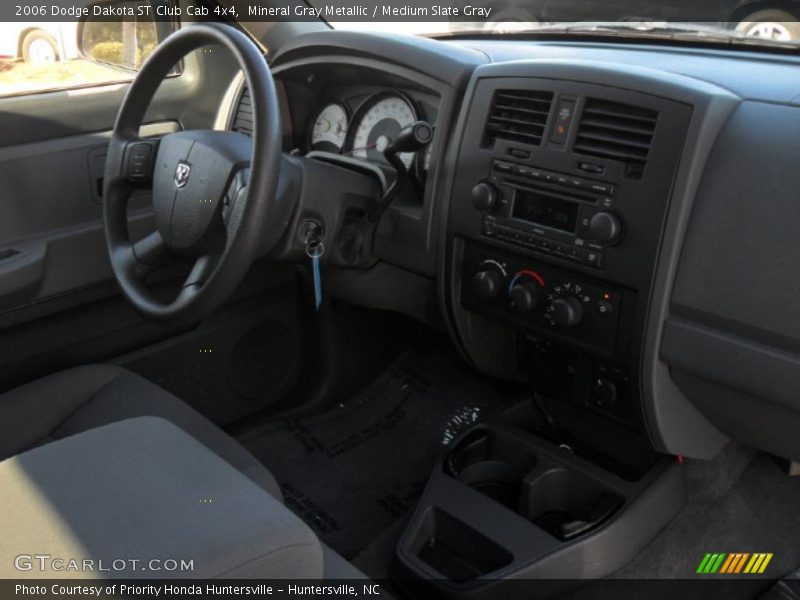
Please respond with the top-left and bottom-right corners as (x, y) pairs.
(475, 160), (624, 270)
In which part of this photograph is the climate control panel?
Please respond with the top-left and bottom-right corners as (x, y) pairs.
(462, 244), (626, 356)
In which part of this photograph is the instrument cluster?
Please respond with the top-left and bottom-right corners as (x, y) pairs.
(306, 89), (436, 181)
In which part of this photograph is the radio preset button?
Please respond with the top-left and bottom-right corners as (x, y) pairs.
(508, 148), (531, 160)
(579, 162), (605, 174)
(514, 165), (530, 176)
(589, 182), (615, 196)
(584, 249), (604, 268)
(564, 247), (584, 262)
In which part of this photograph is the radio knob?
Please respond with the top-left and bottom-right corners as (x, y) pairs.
(473, 270), (505, 299)
(509, 282), (540, 312)
(589, 211), (623, 244)
(471, 182), (498, 212)
(551, 296), (584, 327)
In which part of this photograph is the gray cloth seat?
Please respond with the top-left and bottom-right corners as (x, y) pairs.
(0, 364), (283, 499)
(0, 365), (372, 580)
(0, 417), (322, 578)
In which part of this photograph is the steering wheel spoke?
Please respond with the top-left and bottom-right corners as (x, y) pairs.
(113, 231), (173, 282)
(184, 253), (222, 289)
(222, 167), (251, 231)
(132, 230), (172, 267)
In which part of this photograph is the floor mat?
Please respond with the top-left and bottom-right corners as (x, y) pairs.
(238, 342), (510, 559)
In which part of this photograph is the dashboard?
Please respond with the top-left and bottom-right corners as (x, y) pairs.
(229, 29), (800, 466)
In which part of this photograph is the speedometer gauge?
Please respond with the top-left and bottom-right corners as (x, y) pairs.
(310, 102), (348, 153)
(346, 92), (418, 169)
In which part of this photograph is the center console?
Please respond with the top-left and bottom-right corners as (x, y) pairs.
(447, 75), (691, 428)
(396, 66), (693, 595)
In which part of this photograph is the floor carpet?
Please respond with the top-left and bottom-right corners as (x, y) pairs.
(238, 341), (511, 559)
(564, 443), (800, 599)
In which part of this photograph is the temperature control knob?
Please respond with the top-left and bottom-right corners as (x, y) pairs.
(589, 211), (623, 244)
(471, 182), (498, 212)
(509, 282), (540, 312)
(473, 270), (505, 299)
(551, 297), (584, 327)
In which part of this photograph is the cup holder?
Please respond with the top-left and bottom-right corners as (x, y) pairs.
(524, 466), (623, 541)
(457, 460), (521, 510)
(444, 428), (538, 511)
(445, 427), (623, 541)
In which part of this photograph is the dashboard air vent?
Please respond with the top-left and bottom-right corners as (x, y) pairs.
(483, 89), (554, 147)
(574, 98), (658, 180)
(231, 87), (253, 136)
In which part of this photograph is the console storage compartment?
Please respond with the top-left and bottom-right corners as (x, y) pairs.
(412, 508), (513, 581)
(395, 417), (684, 598)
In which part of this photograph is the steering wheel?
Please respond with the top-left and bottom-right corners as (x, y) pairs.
(103, 23), (282, 324)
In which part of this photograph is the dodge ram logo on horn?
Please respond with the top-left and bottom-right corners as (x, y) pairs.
(174, 161), (192, 188)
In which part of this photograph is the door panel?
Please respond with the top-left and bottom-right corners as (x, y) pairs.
(0, 122), (177, 309)
(0, 30), (253, 394)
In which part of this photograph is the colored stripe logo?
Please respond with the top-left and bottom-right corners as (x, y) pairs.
(697, 553), (773, 574)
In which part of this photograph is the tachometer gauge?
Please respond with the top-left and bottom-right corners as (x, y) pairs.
(310, 102), (348, 153)
(346, 92), (419, 169)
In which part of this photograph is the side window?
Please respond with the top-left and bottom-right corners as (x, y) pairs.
(0, 1), (175, 98)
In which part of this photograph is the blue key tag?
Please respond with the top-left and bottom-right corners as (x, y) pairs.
(306, 241), (324, 311)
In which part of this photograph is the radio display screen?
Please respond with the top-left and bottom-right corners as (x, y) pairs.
(512, 190), (578, 233)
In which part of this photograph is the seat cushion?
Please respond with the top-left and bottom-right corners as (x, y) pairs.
(0, 365), (282, 500)
(0, 417), (322, 579)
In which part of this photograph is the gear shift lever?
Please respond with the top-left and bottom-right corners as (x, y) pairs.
(365, 120), (433, 223)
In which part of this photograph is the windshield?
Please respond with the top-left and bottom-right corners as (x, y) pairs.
(321, 1), (800, 49)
